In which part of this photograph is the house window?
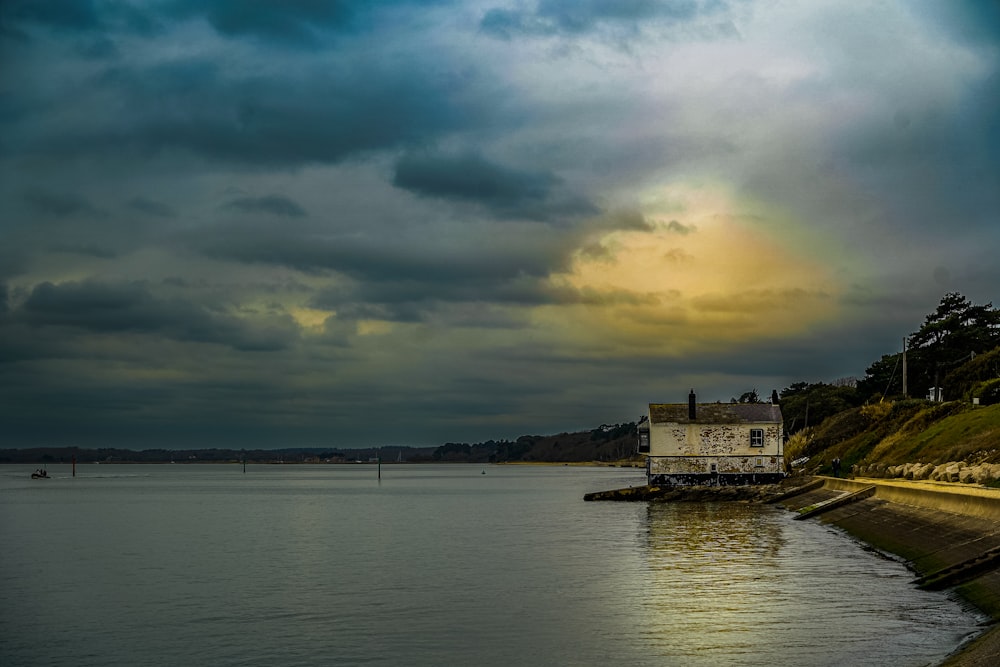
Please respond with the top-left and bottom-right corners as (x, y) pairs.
(750, 428), (764, 447)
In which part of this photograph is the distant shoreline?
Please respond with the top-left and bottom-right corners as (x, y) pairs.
(0, 452), (646, 467)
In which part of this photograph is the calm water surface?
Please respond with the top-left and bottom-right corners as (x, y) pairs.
(0, 464), (982, 666)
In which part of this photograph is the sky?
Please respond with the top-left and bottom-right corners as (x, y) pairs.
(1, 1), (998, 449)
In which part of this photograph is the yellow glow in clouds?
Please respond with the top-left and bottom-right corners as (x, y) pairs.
(542, 188), (840, 356)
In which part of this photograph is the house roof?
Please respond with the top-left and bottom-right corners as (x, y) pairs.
(649, 402), (782, 424)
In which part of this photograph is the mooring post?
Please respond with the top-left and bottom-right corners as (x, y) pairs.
(72, 455), (76, 478)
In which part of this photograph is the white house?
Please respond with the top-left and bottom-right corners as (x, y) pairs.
(637, 390), (785, 486)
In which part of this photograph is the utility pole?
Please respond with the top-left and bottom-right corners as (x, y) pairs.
(902, 338), (907, 398)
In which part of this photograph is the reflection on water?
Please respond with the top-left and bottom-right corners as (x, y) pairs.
(640, 502), (975, 667)
(0, 465), (982, 667)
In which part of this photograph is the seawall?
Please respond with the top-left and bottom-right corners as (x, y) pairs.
(805, 477), (1000, 521)
(776, 477), (1000, 666)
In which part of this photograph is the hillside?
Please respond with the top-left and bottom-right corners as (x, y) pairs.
(787, 400), (1000, 486)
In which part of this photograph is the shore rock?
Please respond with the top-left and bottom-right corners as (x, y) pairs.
(584, 482), (795, 503)
(860, 460), (997, 486)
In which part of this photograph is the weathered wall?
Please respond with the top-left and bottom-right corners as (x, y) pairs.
(649, 454), (783, 475)
(649, 422), (782, 458)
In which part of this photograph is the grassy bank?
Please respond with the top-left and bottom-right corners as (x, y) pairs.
(787, 402), (1000, 485)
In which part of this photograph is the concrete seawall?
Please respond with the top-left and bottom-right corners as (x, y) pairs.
(777, 477), (1000, 666)
(814, 477), (1000, 521)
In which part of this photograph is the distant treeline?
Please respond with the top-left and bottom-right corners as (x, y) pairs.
(432, 422), (640, 464)
(0, 446), (437, 465)
(2, 423), (642, 466)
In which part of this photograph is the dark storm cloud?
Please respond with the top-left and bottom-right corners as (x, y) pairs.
(666, 220), (695, 235)
(392, 151), (596, 219)
(14, 56), (472, 167)
(0, 0), (102, 32)
(127, 197), (176, 219)
(820, 69), (1000, 238)
(188, 220), (592, 324)
(394, 151), (555, 204)
(49, 243), (118, 259)
(0, 0), (163, 38)
(0, 247), (27, 279)
(480, 0), (730, 38)
(24, 190), (104, 218)
(223, 195), (307, 218)
(311, 275), (609, 322)
(196, 227), (562, 284)
(538, 0), (701, 30)
(15, 280), (297, 351)
(910, 1), (1000, 47)
(307, 257), (657, 325)
(608, 210), (658, 232)
(163, 0), (358, 46)
(1, 1), (997, 450)
(160, 0), (458, 47)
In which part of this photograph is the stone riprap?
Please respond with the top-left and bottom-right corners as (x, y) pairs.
(854, 461), (1000, 485)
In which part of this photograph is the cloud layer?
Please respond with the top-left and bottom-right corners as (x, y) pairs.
(1, 0), (997, 447)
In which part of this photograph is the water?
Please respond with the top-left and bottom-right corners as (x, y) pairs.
(0, 464), (981, 666)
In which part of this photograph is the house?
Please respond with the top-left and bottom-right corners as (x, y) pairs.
(637, 390), (785, 486)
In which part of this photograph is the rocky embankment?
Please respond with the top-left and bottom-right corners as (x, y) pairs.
(583, 482), (790, 502)
(854, 460), (1000, 485)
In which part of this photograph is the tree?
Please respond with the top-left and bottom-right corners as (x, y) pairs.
(779, 381), (861, 434)
(942, 345), (1000, 402)
(857, 353), (903, 401)
(433, 442), (472, 461)
(732, 389), (761, 403)
(780, 382), (811, 397)
(909, 293), (999, 354)
(907, 293), (1000, 396)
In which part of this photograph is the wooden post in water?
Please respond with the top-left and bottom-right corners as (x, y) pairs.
(377, 447), (381, 481)
(242, 449), (246, 474)
(72, 454), (76, 478)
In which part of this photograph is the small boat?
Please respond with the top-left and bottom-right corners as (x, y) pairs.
(31, 469), (50, 479)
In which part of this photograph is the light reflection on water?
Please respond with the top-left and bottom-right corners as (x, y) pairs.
(0, 464), (981, 666)
(640, 502), (977, 666)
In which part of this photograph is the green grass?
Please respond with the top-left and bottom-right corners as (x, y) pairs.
(797, 401), (1000, 471)
(889, 403), (1000, 465)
